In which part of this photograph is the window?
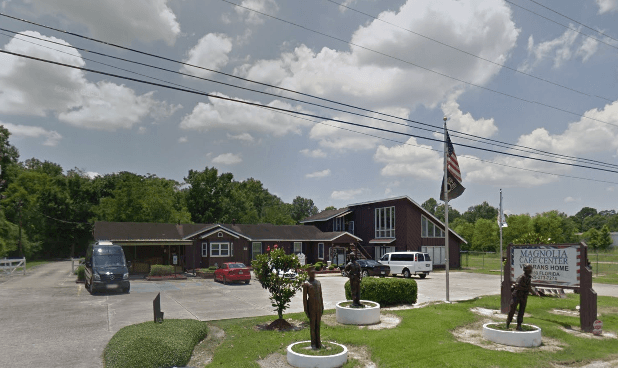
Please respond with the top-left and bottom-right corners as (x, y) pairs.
(210, 242), (230, 257)
(218, 232), (223, 237)
(348, 221), (355, 235)
(334, 217), (343, 231)
(201, 242), (208, 257)
(252, 242), (262, 260)
(318, 243), (324, 260)
(375, 206), (395, 238)
(294, 242), (302, 253)
(421, 216), (445, 238)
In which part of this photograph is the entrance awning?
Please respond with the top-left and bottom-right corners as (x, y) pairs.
(369, 238), (396, 244)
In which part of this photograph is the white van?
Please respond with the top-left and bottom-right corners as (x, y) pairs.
(379, 252), (433, 279)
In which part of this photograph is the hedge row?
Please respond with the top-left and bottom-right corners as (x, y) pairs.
(149, 265), (175, 276)
(345, 277), (417, 306)
(103, 319), (208, 368)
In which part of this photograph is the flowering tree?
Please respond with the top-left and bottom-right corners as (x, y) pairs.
(252, 245), (308, 321)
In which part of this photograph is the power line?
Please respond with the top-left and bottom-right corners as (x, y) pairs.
(4, 28), (617, 171)
(526, 0), (618, 44)
(3, 48), (618, 176)
(1, 10), (617, 131)
(324, 0), (614, 102)
(217, 0), (618, 127)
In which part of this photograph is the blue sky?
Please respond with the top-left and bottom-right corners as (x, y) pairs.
(1, 0), (617, 216)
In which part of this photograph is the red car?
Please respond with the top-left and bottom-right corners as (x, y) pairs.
(214, 262), (251, 284)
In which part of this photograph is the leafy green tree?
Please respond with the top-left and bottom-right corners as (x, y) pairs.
(471, 218), (499, 251)
(572, 207), (597, 232)
(585, 225), (612, 251)
(24, 158), (63, 177)
(421, 198), (438, 216)
(513, 232), (553, 244)
(290, 196), (318, 223)
(451, 218), (474, 250)
(252, 246), (308, 321)
(532, 211), (577, 243)
(184, 167), (234, 223)
(502, 214), (533, 245)
(462, 201), (498, 223)
(323, 206), (336, 211)
(434, 203), (461, 222)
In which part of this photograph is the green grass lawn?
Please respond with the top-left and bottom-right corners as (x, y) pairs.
(204, 294), (618, 368)
(460, 250), (618, 285)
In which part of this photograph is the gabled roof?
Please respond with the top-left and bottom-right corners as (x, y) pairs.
(188, 223), (361, 242)
(300, 207), (350, 223)
(302, 196), (467, 244)
(94, 221), (202, 242)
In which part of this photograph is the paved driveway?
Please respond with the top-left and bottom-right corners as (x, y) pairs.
(1, 262), (616, 368)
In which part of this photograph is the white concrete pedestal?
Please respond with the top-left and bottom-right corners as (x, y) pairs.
(335, 300), (381, 325)
(286, 341), (348, 368)
(483, 323), (542, 347)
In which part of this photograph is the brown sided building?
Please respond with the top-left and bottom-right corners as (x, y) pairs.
(300, 196), (466, 269)
(94, 221), (360, 273)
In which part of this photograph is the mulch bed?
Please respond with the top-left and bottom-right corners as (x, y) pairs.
(146, 274), (188, 281)
(315, 270), (341, 274)
(256, 319), (306, 331)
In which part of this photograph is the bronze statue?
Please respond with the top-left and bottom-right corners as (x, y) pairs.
(303, 267), (324, 349)
(344, 252), (362, 307)
(507, 264), (533, 330)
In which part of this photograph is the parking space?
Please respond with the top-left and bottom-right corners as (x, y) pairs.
(1, 262), (617, 367)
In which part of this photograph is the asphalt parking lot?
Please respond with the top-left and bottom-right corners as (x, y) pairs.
(1, 261), (617, 368)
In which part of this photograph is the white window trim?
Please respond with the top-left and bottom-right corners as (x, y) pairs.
(201, 242), (208, 257)
(210, 242), (230, 257)
(252, 242), (262, 260)
(294, 242), (302, 254)
(421, 215), (445, 238)
(375, 206), (395, 238)
(318, 243), (324, 260)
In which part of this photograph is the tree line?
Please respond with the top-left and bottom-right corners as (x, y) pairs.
(421, 198), (616, 252)
(0, 126), (319, 259)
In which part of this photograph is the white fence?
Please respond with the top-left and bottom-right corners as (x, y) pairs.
(71, 258), (85, 273)
(0, 257), (26, 276)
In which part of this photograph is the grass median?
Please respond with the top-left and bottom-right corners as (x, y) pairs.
(203, 294), (617, 367)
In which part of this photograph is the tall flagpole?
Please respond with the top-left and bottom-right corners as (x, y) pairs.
(443, 116), (450, 302)
(499, 189), (503, 285)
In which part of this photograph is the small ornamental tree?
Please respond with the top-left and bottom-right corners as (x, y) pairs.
(252, 245), (308, 322)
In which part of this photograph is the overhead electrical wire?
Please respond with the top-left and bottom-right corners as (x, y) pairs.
(4, 28), (617, 172)
(2, 48), (618, 177)
(216, 0), (618, 126)
(324, 0), (613, 102)
(526, 0), (618, 44)
(0, 21), (616, 172)
(6, 30), (618, 186)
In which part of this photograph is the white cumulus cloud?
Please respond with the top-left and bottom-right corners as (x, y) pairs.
(237, 0), (519, 110)
(180, 93), (311, 136)
(181, 33), (233, 78)
(596, 0), (618, 14)
(441, 91), (498, 138)
(374, 137), (442, 179)
(300, 148), (327, 158)
(212, 153), (243, 165)
(331, 188), (368, 201)
(0, 32), (175, 131)
(24, 0), (180, 45)
(306, 169), (331, 178)
(234, 0), (279, 24)
(1, 122), (62, 146)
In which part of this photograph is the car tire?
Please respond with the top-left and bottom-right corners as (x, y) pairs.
(88, 278), (95, 294)
(403, 269), (411, 278)
(223, 276), (227, 285)
(362, 270), (369, 278)
(244, 280), (250, 284)
(419, 274), (427, 279)
(124, 284), (130, 293)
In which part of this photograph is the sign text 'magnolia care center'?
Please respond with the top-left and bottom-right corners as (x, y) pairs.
(511, 245), (581, 287)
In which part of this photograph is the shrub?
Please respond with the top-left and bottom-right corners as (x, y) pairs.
(328, 265), (335, 270)
(252, 246), (308, 320)
(197, 268), (215, 274)
(345, 277), (417, 306)
(314, 261), (323, 271)
(149, 265), (175, 276)
(74, 265), (85, 281)
(103, 319), (208, 368)
(208, 266), (217, 271)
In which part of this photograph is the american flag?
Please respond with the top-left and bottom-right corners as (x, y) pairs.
(446, 131), (462, 183)
(440, 129), (465, 201)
